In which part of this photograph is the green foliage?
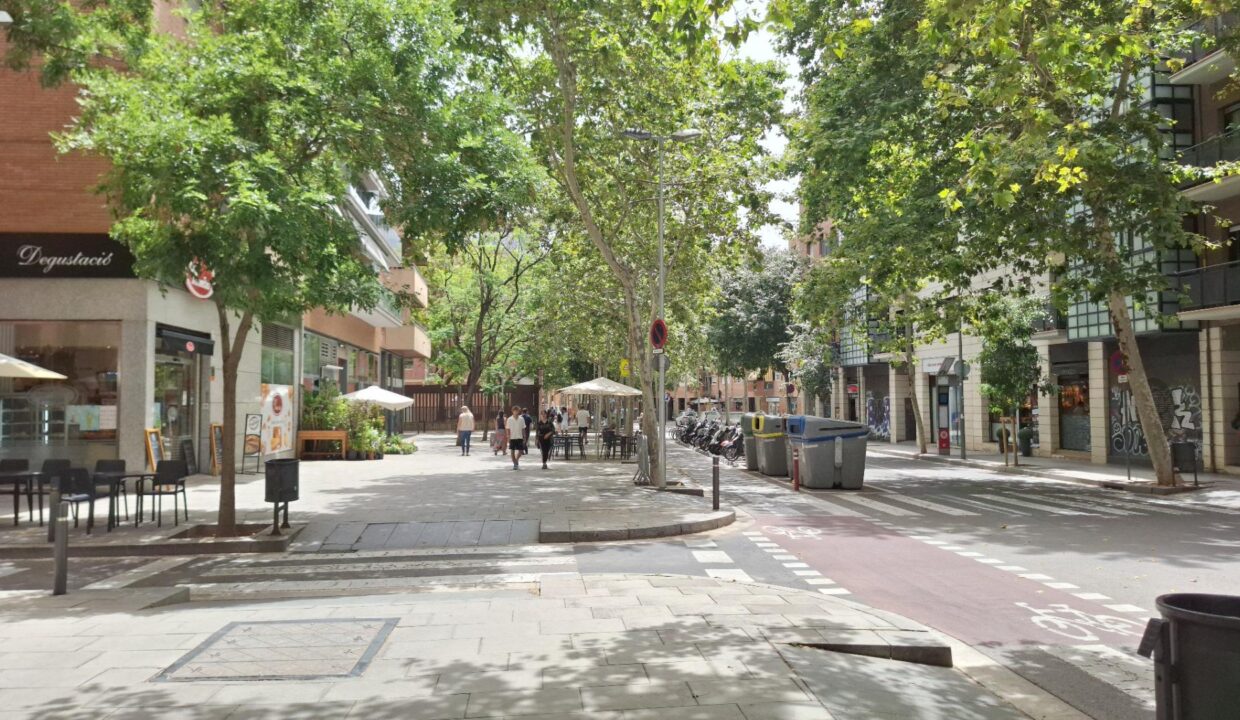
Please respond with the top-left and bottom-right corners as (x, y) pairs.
(707, 249), (806, 376)
(300, 382), (349, 432)
(777, 323), (835, 407)
(974, 297), (1050, 418)
(344, 402), (385, 450)
(383, 434), (418, 454)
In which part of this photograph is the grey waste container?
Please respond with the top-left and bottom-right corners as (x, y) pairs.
(755, 415), (788, 477)
(1139, 593), (1240, 720)
(790, 416), (868, 489)
(784, 416), (806, 474)
(741, 413), (759, 471)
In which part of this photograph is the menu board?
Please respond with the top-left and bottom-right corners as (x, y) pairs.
(181, 438), (198, 475)
(144, 428), (164, 471)
(210, 423), (224, 475)
(243, 413), (263, 459)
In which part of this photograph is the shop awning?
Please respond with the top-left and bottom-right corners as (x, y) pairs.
(157, 325), (215, 356)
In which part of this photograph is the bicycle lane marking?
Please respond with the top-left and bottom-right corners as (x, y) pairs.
(750, 514), (1146, 648)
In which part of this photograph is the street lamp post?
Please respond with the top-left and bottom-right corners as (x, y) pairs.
(622, 127), (701, 488)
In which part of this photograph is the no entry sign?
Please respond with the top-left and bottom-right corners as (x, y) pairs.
(650, 318), (668, 350)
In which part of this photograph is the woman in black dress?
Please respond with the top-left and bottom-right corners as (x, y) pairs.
(536, 410), (557, 469)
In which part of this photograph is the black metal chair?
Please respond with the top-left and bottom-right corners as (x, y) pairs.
(57, 468), (100, 533)
(93, 459), (129, 525)
(0, 459), (31, 524)
(137, 459), (189, 527)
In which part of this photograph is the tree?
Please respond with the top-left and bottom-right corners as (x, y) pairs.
(460, 0), (785, 483)
(975, 296), (1050, 466)
(13, 0), (539, 533)
(426, 225), (554, 401)
(917, 0), (1217, 484)
(707, 248), (805, 401)
(778, 323), (835, 417)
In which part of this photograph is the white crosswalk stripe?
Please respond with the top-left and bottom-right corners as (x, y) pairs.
(877, 493), (980, 516)
(976, 493), (1099, 516)
(947, 496), (1032, 516)
(1001, 492), (1136, 516)
(829, 494), (922, 517)
(800, 496), (868, 517)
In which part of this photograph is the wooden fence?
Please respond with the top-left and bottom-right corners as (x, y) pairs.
(399, 385), (541, 433)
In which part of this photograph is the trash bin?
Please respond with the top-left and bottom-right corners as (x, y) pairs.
(1139, 593), (1240, 720)
(264, 458), (300, 503)
(754, 415), (788, 477)
(790, 416), (868, 489)
(1170, 441), (1200, 486)
(1017, 426), (1034, 457)
(740, 413), (759, 471)
(784, 416), (806, 474)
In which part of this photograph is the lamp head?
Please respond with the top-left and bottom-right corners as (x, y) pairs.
(621, 129), (654, 141)
(0, 10), (14, 27)
(670, 129), (702, 142)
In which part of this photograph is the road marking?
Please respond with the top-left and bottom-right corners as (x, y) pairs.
(783, 562), (809, 568)
(938, 546), (964, 551)
(772, 554), (799, 560)
(1083, 495), (1190, 516)
(1019, 573), (1054, 581)
(997, 566), (1029, 572)
(1006, 493), (1136, 516)
(793, 570), (822, 577)
(1105, 604), (1147, 614)
(828, 494), (922, 516)
(879, 494), (981, 516)
(955, 551), (985, 558)
(801, 497), (867, 517)
(819, 588), (852, 595)
(977, 494), (1096, 516)
(949, 496), (1032, 516)
(975, 558), (1005, 565)
(805, 578), (836, 585)
(1073, 592), (1111, 601)
(1044, 581), (1080, 590)
(692, 550), (733, 564)
(742, 531), (764, 536)
(706, 568), (753, 582)
(684, 539), (718, 548)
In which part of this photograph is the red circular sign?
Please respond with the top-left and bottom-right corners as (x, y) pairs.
(185, 341), (195, 353)
(272, 394), (283, 416)
(650, 318), (668, 350)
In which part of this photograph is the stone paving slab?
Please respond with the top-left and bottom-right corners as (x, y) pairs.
(0, 573), (1027, 719)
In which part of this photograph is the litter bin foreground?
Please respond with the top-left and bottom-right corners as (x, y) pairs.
(784, 416), (806, 475)
(264, 458), (299, 534)
(1140, 593), (1240, 720)
(790, 417), (868, 489)
(754, 415), (788, 477)
(741, 413), (759, 471)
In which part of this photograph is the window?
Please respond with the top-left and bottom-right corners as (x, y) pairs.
(261, 324), (295, 385)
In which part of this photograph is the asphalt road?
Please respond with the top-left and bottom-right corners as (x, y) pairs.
(570, 443), (1240, 720)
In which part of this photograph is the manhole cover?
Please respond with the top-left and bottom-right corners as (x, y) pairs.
(157, 618), (397, 681)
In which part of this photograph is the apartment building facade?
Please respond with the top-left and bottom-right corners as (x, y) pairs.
(0, 33), (430, 472)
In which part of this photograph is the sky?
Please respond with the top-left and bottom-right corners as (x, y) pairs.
(729, 2), (803, 249)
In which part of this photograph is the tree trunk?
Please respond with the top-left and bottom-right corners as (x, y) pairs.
(905, 343), (927, 454)
(1107, 290), (1176, 485)
(722, 374), (731, 423)
(215, 303), (253, 538)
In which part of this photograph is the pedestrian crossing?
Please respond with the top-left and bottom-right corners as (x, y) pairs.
(742, 485), (1233, 522)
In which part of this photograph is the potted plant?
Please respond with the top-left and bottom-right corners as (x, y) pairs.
(1017, 425), (1035, 457)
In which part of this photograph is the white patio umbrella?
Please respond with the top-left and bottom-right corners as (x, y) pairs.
(557, 377), (642, 397)
(0, 352), (67, 380)
(340, 384), (414, 411)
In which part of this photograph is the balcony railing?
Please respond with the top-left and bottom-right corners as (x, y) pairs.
(1181, 129), (1240, 168)
(1171, 261), (1240, 310)
(1176, 14), (1237, 68)
(1031, 303), (1065, 333)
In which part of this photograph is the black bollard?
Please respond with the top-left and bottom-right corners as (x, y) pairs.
(712, 455), (720, 511)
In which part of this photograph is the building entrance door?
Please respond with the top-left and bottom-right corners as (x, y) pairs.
(154, 352), (200, 463)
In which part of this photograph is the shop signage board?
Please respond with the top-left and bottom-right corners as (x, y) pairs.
(210, 423), (224, 475)
(181, 438), (198, 475)
(0, 233), (136, 278)
(185, 258), (214, 299)
(938, 428), (950, 455)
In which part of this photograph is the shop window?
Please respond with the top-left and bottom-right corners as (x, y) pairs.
(0, 321), (121, 467)
(261, 324), (295, 386)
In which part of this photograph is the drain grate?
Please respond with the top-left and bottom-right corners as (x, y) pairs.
(157, 618), (398, 682)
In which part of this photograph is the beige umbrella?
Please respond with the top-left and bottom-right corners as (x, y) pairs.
(341, 384), (414, 411)
(0, 352), (66, 380)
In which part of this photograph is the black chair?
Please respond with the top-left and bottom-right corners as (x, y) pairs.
(602, 429), (619, 459)
(93, 459), (130, 525)
(57, 468), (100, 533)
(137, 459), (189, 527)
(36, 460), (72, 526)
(0, 459), (31, 524)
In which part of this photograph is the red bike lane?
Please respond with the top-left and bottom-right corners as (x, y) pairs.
(752, 513), (1148, 649)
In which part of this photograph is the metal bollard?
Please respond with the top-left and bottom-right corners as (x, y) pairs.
(712, 455), (720, 511)
(791, 447), (800, 492)
(50, 492), (69, 596)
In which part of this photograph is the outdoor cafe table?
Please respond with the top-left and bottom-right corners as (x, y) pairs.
(0, 470), (42, 525)
(94, 471), (149, 531)
(553, 434), (580, 460)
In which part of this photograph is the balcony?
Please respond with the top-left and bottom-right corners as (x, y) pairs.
(1032, 302), (1065, 334)
(381, 266), (428, 308)
(1170, 15), (1237, 85)
(1172, 261), (1240, 320)
(1180, 130), (1240, 201)
(382, 323), (432, 359)
(350, 288), (406, 328)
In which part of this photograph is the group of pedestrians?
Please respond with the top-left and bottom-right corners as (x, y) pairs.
(454, 403), (594, 471)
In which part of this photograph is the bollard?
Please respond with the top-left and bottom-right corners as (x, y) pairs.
(712, 455), (720, 511)
(791, 447), (800, 492)
(50, 490), (68, 596)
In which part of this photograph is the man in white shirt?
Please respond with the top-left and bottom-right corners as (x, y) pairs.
(456, 405), (475, 456)
(576, 406), (590, 447)
(505, 406), (526, 470)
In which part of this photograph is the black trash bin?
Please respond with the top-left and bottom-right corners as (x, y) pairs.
(264, 458), (299, 534)
(1140, 593), (1240, 720)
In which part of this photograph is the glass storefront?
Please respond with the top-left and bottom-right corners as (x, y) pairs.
(153, 351), (200, 463)
(0, 321), (120, 467)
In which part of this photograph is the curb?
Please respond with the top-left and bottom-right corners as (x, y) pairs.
(0, 524), (302, 559)
(869, 449), (1207, 495)
(538, 509), (734, 543)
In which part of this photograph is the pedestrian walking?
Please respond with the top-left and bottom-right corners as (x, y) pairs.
(521, 407), (533, 456)
(456, 405), (475, 456)
(492, 411), (507, 455)
(506, 406), (525, 469)
(536, 410), (557, 469)
(576, 405), (590, 447)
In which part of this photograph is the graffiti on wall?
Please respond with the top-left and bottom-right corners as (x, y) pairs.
(866, 391), (891, 441)
(1108, 381), (1202, 459)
